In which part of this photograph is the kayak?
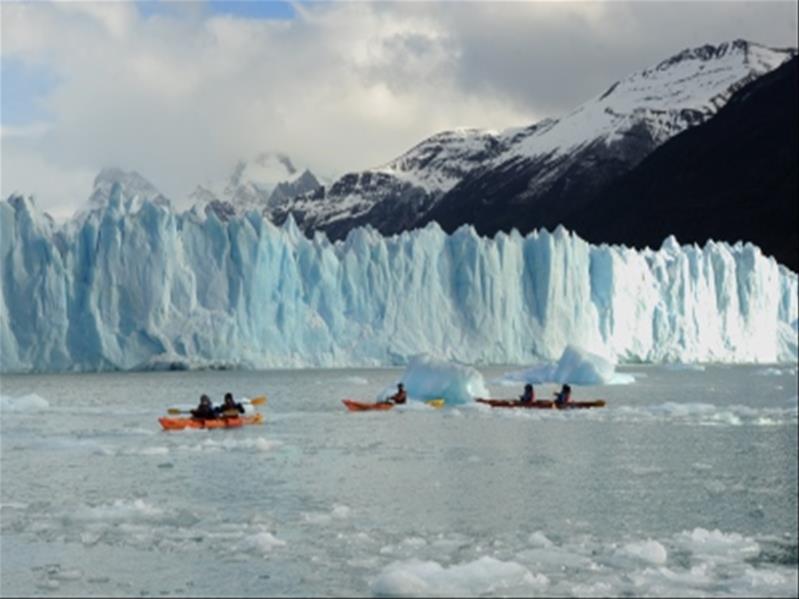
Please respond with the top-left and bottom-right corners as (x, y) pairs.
(342, 398), (446, 411)
(342, 399), (395, 411)
(159, 412), (264, 430)
(476, 398), (606, 409)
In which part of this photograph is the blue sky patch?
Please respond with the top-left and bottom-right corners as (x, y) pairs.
(136, 0), (296, 21)
(1, 58), (59, 126)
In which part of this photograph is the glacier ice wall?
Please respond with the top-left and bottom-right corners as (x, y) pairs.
(1, 192), (797, 373)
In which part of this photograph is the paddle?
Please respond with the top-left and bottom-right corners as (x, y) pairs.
(167, 395), (267, 415)
(373, 398), (444, 408)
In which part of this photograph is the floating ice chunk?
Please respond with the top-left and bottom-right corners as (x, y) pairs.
(177, 437), (281, 453)
(500, 345), (635, 386)
(552, 346), (635, 385)
(70, 499), (165, 523)
(675, 528), (760, 561)
(372, 556), (547, 597)
(252, 438), (281, 452)
(755, 367), (794, 376)
(49, 568), (83, 581)
(664, 363), (707, 372)
(619, 539), (668, 565)
(130, 446), (170, 456)
(379, 355), (489, 405)
(0, 393), (50, 412)
(528, 531), (554, 548)
(303, 504), (352, 525)
(237, 531), (286, 554)
(331, 504), (351, 519)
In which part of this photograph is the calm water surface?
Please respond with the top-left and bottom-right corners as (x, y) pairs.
(1, 365), (797, 596)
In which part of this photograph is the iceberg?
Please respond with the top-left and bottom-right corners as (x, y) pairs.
(377, 355), (490, 405)
(1, 194), (797, 373)
(499, 345), (635, 386)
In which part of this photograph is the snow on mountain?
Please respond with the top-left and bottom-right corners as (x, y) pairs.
(491, 39), (793, 160)
(570, 54), (799, 271)
(189, 152), (321, 220)
(2, 195), (796, 373)
(379, 128), (505, 193)
(273, 40), (795, 240)
(82, 167), (172, 217)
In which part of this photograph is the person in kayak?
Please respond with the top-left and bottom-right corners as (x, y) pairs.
(191, 394), (218, 419)
(386, 383), (407, 405)
(554, 384), (572, 406)
(216, 392), (245, 417)
(519, 383), (535, 404)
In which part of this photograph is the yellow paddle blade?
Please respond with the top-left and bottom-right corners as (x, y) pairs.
(425, 398), (445, 409)
(247, 395), (267, 406)
(167, 408), (190, 415)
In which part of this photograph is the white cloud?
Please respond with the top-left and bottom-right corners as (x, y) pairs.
(1, 1), (796, 218)
(1, 146), (94, 221)
(1, 122), (53, 140)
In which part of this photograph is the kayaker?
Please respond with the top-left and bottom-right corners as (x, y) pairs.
(191, 394), (218, 419)
(554, 384), (572, 406)
(216, 392), (245, 417)
(387, 383), (407, 405)
(519, 383), (535, 404)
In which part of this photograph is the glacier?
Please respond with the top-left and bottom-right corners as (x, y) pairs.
(1, 190), (797, 373)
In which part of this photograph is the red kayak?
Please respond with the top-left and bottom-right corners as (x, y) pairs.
(159, 413), (264, 430)
(476, 398), (606, 409)
(342, 399), (395, 411)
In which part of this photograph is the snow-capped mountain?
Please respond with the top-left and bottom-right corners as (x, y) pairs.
(82, 167), (172, 217)
(271, 40), (795, 239)
(189, 152), (321, 221)
(571, 55), (799, 271)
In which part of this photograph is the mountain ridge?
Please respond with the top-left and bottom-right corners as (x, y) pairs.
(268, 39), (794, 250)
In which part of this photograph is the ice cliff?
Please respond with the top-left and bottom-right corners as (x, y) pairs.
(1, 192), (796, 372)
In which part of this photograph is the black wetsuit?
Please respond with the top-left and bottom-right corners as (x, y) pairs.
(191, 405), (218, 419)
(216, 402), (245, 416)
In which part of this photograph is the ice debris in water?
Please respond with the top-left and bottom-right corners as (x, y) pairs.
(377, 355), (489, 405)
(756, 367), (796, 376)
(0, 393), (50, 412)
(618, 539), (669, 565)
(371, 556), (548, 597)
(236, 532), (286, 555)
(499, 345), (635, 386)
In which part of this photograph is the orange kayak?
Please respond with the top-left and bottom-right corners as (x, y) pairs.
(342, 399), (395, 411)
(476, 398), (606, 409)
(159, 412), (264, 430)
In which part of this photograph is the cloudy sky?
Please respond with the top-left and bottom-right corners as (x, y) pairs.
(2, 1), (796, 219)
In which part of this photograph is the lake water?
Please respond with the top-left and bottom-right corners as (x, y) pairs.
(1, 365), (797, 597)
